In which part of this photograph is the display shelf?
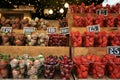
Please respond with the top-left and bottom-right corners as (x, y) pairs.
(72, 47), (107, 57)
(0, 46), (69, 57)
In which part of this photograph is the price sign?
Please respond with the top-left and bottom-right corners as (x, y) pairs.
(107, 46), (120, 56)
(1, 27), (12, 33)
(96, 9), (108, 16)
(47, 27), (57, 34)
(87, 25), (100, 33)
(60, 27), (69, 34)
(23, 27), (35, 34)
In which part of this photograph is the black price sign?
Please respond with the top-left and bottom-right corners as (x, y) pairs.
(23, 27), (35, 34)
(96, 9), (108, 16)
(87, 25), (100, 33)
(47, 27), (57, 34)
(60, 27), (69, 34)
(1, 27), (12, 33)
(107, 46), (120, 56)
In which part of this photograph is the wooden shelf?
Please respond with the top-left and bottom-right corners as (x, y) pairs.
(72, 47), (107, 57)
(0, 46), (69, 57)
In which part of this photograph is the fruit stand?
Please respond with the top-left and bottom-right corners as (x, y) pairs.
(0, 2), (120, 80)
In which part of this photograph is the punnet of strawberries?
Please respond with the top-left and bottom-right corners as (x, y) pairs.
(71, 31), (82, 47)
(95, 31), (108, 47)
(102, 54), (120, 79)
(109, 32), (120, 46)
(73, 55), (89, 78)
(83, 32), (96, 47)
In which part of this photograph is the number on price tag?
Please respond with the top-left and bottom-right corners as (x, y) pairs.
(23, 27), (35, 34)
(47, 27), (57, 34)
(107, 46), (120, 56)
(87, 25), (100, 33)
(1, 27), (12, 33)
(60, 27), (69, 34)
(96, 9), (108, 16)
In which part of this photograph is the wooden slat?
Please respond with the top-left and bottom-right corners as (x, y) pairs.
(0, 46), (69, 57)
(72, 47), (107, 57)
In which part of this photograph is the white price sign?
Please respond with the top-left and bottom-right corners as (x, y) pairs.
(87, 25), (100, 33)
(60, 27), (69, 35)
(96, 9), (108, 16)
(47, 27), (57, 34)
(23, 27), (35, 34)
(1, 27), (12, 33)
(107, 46), (120, 56)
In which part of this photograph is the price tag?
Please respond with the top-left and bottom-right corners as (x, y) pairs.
(23, 27), (35, 34)
(87, 25), (100, 33)
(107, 46), (120, 56)
(96, 9), (108, 16)
(47, 27), (57, 34)
(1, 27), (12, 33)
(60, 27), (69, 34)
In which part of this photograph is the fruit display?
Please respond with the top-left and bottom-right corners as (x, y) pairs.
(59, 55), (74, 79)
(73, 55), (89, 78)
(44, 55), (58, 79)
(71, 31), (120, 47)
(48, 34), (68, 46)
(0, 17), (50, 30)
(109, 32), (120, 46)
(0, 32), (50, 46)
(26, 32), (49, 46)
(73, 14), (118, 27)
(70, 3), (120, 14)
(10, 54), (44, 79)
(73, 54), (120, 79)
(0, 1), (120, 80)
(102, 54), (120, 79)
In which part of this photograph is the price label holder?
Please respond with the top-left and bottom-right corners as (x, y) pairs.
(107, 46), (120, 56)
(47, 27), (57, 34)
(96, 9), (108, 16)
(60, 27), (69, 35)
(23, 27), (35, 35)
(87, 25), (100, 33)
(1, 27), (12, 33)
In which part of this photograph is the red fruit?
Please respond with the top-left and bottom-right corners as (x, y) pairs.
(65, 73), (70, 78)
(80, 65), (87, 71)
(82, 71), (88, 78)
